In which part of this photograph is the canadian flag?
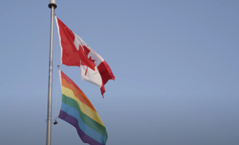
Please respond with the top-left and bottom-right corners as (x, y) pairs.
(55, 17), (115, 97)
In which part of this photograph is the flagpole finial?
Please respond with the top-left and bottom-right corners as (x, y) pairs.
(48, 0), (57, 9)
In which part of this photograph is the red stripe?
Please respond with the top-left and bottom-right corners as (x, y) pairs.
(97, 60), (115, 85)
(60, 71), (97, 111)
(56, 17), (80, 67)
(100, 85), (105, 98)
(61, 71), (84, 94)
(97, 60), (115, 97)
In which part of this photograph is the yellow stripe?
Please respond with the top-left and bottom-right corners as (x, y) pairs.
(62, 86), (104, 126)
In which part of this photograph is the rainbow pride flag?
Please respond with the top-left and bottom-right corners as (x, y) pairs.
(59, 70), (108, 145)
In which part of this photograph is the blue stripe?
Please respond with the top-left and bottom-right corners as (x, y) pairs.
(60, 102), (107, 144)
(59, 111), (104, 145)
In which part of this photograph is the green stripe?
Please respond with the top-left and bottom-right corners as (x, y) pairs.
(62, 94), (108, 138)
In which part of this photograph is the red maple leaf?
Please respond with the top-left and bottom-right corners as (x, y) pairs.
(80, 45), (97, 75)
(78, 45), (96, 71)
(83, 45), (96, 64)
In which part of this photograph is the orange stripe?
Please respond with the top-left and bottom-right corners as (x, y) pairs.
(61, 75), (96, 112)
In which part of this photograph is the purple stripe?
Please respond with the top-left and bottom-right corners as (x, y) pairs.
(59, 110), (104, 145)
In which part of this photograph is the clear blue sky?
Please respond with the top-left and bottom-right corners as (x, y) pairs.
(0, 0), (239, 145)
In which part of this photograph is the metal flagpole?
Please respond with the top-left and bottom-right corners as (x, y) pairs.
(46, 1), (57, 145)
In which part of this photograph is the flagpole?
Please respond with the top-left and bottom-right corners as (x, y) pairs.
(46, 1), (57, 145)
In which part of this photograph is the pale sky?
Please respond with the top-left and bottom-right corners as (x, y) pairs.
(0, 0), (239, 145)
